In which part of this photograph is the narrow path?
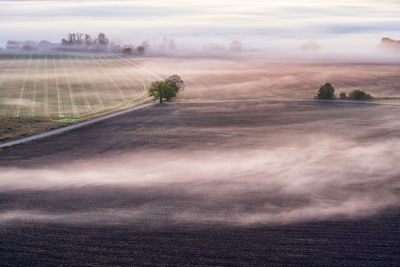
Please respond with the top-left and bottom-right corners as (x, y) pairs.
(0, 101), (156, 149)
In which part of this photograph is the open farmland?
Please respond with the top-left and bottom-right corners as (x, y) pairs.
(0, 51), (153, 142)
(135, 54), (400, 101)
(0, 100), (399, 265)
(2, 51), (400, 142)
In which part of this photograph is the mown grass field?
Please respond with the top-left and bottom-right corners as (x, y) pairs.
(0, 51), (154, 142)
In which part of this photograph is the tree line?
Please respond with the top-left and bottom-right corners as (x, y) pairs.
(61, 33), (109, 47)
(61, 33), (148, 54)
(316, 83), (373, 100)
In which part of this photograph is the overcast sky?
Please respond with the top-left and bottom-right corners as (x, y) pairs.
(0, 0), (399, 51)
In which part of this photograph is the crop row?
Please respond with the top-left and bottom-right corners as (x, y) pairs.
(0, 51), (152, 119)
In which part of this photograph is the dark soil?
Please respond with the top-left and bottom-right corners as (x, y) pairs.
(1, 100), (400, 265)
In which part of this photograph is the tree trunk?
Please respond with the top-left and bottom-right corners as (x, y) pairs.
(159, 95), (163, 104)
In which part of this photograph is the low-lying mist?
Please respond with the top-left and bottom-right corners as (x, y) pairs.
(1, 135), (399, 227)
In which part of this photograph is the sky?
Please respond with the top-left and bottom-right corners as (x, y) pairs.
(0, 0), (400, 52)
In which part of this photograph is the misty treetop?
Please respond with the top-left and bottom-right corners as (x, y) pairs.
(148, 75), (184, 104)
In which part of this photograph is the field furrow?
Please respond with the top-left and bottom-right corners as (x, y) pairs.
(107, 55), (149, 99)
(74, 57), (105, 111)
(59, 53), (79, 116)
(0, 52), (17, 88)
(14, 53), (33, 117)
(43, 52), (50, 117)
(91, 56), (127, 103)
(102, 57), (138, 99)
(0, 51), (156, 142)
(29, 53), (41, 116)
(51, 53), (63, 117)
(68, 55), (92, 113)
(0, 52), (18, 115)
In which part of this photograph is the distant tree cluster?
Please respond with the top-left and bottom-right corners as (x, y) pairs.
(119, 41), (149, 55)
(6, 40), (55, 51)
(341, 90), (373, 100)
(148, 75), (184, 103)
(61, 33), (109, 47)
(59, 33), (150, 55)
(315, 83), (373, 100)
(6, 31), (154, 56)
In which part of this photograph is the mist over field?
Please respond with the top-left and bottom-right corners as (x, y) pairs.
(136, 56), (400, 100)
(1, 101), (399, 227)
(1, 0), (400, 60)
(1, 0), (400, 228)
(1, 1), (400, 265)
(1, 139), (399, 226)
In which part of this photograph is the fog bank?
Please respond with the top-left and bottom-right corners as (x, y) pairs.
(1, 0), (400, 58)
(1, 135), (399, 226)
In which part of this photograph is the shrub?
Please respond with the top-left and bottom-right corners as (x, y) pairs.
(316, 83), (335, 99)
(348, 90), (372, 100)
(339, 92), (347, 99)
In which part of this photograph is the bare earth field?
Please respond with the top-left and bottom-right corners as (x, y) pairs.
(0, 100), (399, 265)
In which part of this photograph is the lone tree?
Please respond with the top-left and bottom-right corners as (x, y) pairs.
(316, 83), (335, 99)
(348, 90), (372, 100)
(148, 81), (177, 104)
(148, 75), (184, 103)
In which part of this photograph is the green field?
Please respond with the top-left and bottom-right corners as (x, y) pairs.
(0, 51), (154, 142)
